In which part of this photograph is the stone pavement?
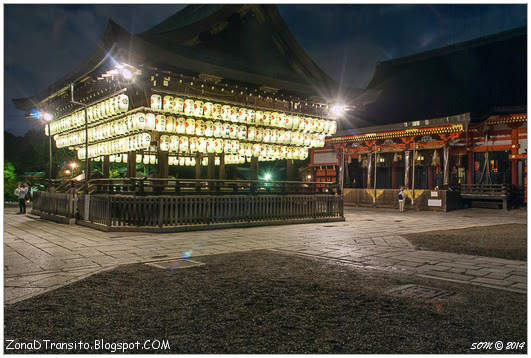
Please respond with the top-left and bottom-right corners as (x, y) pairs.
(4, 206), (527, 304)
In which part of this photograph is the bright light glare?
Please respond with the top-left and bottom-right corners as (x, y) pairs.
(307, 174), (312, 180)
(43, 112), (53, 122)
(330, 103), (346, 118)
(120, 68), (133, 80)
(263, 173), (272, 181)
(70, 162), (77, 169)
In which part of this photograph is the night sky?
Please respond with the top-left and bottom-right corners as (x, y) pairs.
(4, 4), (526, 136)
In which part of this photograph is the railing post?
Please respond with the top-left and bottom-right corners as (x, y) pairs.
(106, 196), (112, 227)
(158, 197), (164, 228)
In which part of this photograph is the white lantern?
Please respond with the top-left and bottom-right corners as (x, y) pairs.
(112, 97), (121, 114)
(106, 98), (115, 117)
(122, 153), (128, 163)
(189, 137), (198, 153)
(193, 100), (204, 117)
(255, 111), (263, 125)
(270, 129), (278, 143)
(176, 117), (186, 134)
(284, 115), (293, 129)
(221, 105), (231, 121)
(150, 94), (162, 111)
(205, 121), (214, 137)
(145, 113), (156, 130)
(172, 98), (184, 113)
(213, 121), (222, 137)
(247, 109), (255, 125)
(206, 138), (215, 153)
(229, 106), (238, 122)
(237, 125), (247, 140)
(229, 124), (238, 139)
(184, 99), (194, 115)
(212, 103), (221, 119)
(323, 120), (330, 135)
(221, 122), (229, 138)
(150, 155), (157, 165)
(169, 136), (179, 152)
(237, 108), (247, 123)
(214, 139), (223, 154)
(160, 135), (170, 151)
(166, 116), (176, 133)
(292, 116), (301, 130)
(163, 96), (173, 112)
(179, 157), (185, 166)
(142, 133), (151, 148)
(195, 119), (204, 136)
(197, 137), (207, 153)
(185, 118), (195, 135)
(179, 136), (189, 153)
(223, 140), (231, 153)
(215, 157), (220, 166)
(118, 94), (129, 113)
(155, 114), (166, 132)
(299, 118), (307, 132)
(231, 140), (240, 154)
(263, 128), (271, 143)
(280, 146), (287, 159)
(252, 143), (261, 157)
(263, 112), (271, 126)
(203, 102), (213, 118)
(202, 157), (208, 166)
(255, 128), (263, 142)
(248, 126), (256, 141)
(329, 121), (337, 135)
(304, 134), (311, 147)
(271, 112), (280, 127)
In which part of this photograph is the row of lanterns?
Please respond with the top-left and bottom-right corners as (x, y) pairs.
(150, 94), (337, 135)
(55, 113), (326, 149)
(77, 133), (151, 160)
(49, 94), (129, 136)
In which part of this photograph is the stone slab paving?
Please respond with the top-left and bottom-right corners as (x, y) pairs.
(3, 206), (527, 304)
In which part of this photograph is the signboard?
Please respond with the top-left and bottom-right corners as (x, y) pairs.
(313, 150), (338, 165)
(428, 199), (442, 207)
(430, 191), (438, 197)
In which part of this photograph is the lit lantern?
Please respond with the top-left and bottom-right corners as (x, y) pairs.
(213, 121), (222, 137)
(220, 122), (229, 138)
(247, 126), (256, 141)
(280, 146), (287, 159)
(255, 111), (263, 125)
(145, 113), (156, 130)
(176, 117), (186, 134)
(166, 116), (176, 133)
(193, 100), (204, 117)
(263, 112), (271, 126)
(267, 144), (274, 158)
(283, 131), (291, 144)
(270, 129), (278, 143)
(142, 133), (151, 148)
(179, 136), (189, 153)
(255, 127), (263, 142)
(132, 113), (144, 130)
(231, 140), (240, 154)
(160, 135), (170, 151)
(247, 109), (255, 125)
(271, 112), (279, 127)
(212, 103), (221, 119)
(215, 157), (220, 166)
(87, 107), (93, 123)
(301, 148), (309, 160)
(106, 98), (115, 117)
(184, 99), (194, 115)
(185, 118), (195, 135)
(317, 119), (325, 133)
(197, 137), (206, 153)
(163, 96), (173, 112)
(155, 114), (166, 132)
(238, 143), (245, 156)
(277, 113), (286, 128)
(229, 124), (238, 139)
(237, 125), (247, 140)
(206, 138), (215, 153)
(298, 118), (307, 132)
(122, 153), (128, 163)
(151, 94), (162, 111)
(203, 102), (213, 118)
(263, 128), (271, 143)
(189, 137), (198, 153)
(252, 143), (261, 156)
(229, 106), (238, 122)
(195, 119), (204, 136)
(223, 140), (231, 153)
(149, 155), (156, 165)
(179, 157), (185, 166)
(205, 121), (214, 137)
(172, 98), (184, 113)
(285, 115), (293, 129)
(190, 157), (196, 167)
(169, 136), (179, 152)
(323, 120), (330, 134)
(112, 97), (120, 114)
(292, 116), (301, 130)
(202, 157), (208, 166)
(45, 125), (49, 136)
(237, 108), (247, 123)
(100, 101), (107, 119)
(221, 105), (231, 121)
(329, 121), (337, 135)
(214, 139), (223, 154)
(304, 134), (311, 147)
(93, 105), (100, 121)
(310, 118), (318, 132)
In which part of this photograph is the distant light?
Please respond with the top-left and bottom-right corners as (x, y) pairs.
(43, 112), (53, 122)
(263, 172), (272, 181)
(307, 174), (312, 180)
(65, 169), (71, 175)
(69, 162), (77, 169)
(330, 103), (347, 118)
(120, 68), (133, 80)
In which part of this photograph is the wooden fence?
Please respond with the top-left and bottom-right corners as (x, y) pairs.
(32, 191), (75, 217)
(78, 194), (343, 231)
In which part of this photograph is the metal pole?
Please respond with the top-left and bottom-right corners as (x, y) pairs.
(412, 149), (416, 204)
(338, 146), (345, 195)
(48, 122), (52, 181)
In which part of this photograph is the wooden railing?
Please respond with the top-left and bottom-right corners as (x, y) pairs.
(78, 194), (343, 230)
(460, 184), (512, 210)
(32, 191), (75, 217)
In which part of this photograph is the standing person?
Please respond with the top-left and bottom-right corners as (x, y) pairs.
(398, 187), (406, 213)
(14, 183), (28, 214)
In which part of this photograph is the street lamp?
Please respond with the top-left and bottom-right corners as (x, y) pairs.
(27, 109), (53, 182)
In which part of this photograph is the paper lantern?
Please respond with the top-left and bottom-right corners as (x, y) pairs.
(229, 124), (238, 139)
(221, 122), (229, 138)
(247, 109), (255, 125)
(160, 135), (170, 151)
(255, 111), (263, 125)
(323, 120), (330, 134)
(329, 121), (337, 135)
(263, 112), (271, 126)
(169, 136), (179, 152)
(221, 105), (231, 121)
(303, 134), (311, 146)
(215, 157), (220, 166)
(270, 129), (278, 143)
(247, 126), (256, 141)
(263, 128), (271, 143)
(203, 102), (213, 118)
(143, 154), (149, 164)
(179, 157), (185, 166)
(166, 116), (176, 133)
(150, 94), (162, 111)
(155, 114), (166, 132)
(252, 143), (261, 157)
(185, 118), (195, 135)
(237, 108), (247, 123)
(195, 119), (204, 136)
(106, 98), (115, 117)
(214, 139), (223, 154)
(206, 138), (215, 153)
(212, 103), (221, 119)
(237, 125), (247, 140)
(231, 140), (240, 154)
(223, 140), (231, 153)
(149, 155), (157, 165)
(277, 113), (286, 128)
(172, 98), (184, 113)
(229, 106), (238, 122)
(238, 143), (245, 156)
(189, 137), (198, 153)
(298, 118), (307, 132)
(179, 136), (189, 153)
(213, 121), (222, 137)
(205, 121), (214, 137)
(202, 157), (208, 166)
(145, 113), (156, 130)
(122, 153), (128, 163)
(292, 116), (301, 130)
(271, 112), (279, 127)
(280, 146), (287, 159)
(163, 96), (173, 112)
(93, 105), (100, 121)
(193, 100), (204, 117)
(176, 117), (186, 134)
(197, 137), (207, 153)
(255, 127), (263, 142)
(184, 99), (194, 115)
(142, 133), (151, 148)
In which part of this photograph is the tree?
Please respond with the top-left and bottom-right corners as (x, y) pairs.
(4, 161), (19, 202)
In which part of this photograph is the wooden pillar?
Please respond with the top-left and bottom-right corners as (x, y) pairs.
(127, 151), (136, 178)
(466, 150), (474, 185)
(195, 153), (201, 179)
(158, 151), (169, 178)
(250, 156), (259, 180)
(287, 159), (296, 181)
(404, 151), (411, 189)
(207, 153), (215, 180)
(427, 165), (434, 190)
(442, 145), (450, 187)
(366, 152), (373, 189)
(219, 154), (226, 180)
(103, 155), (110, 178)
(391, 154), (398, 189)
(510, 124), (521, 188)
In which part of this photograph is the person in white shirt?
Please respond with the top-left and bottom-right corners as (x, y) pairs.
(14, 183), (28, 214)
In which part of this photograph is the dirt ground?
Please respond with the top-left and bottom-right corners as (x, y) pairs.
(404, 224), (527, 260)
(4, 250), (526, 354)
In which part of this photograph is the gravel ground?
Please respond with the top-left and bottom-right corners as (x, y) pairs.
(404, 224), (527, 260)
(4, 250), (526, 354)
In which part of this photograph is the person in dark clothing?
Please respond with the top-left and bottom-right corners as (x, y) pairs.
(14, 183), (28, 214)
